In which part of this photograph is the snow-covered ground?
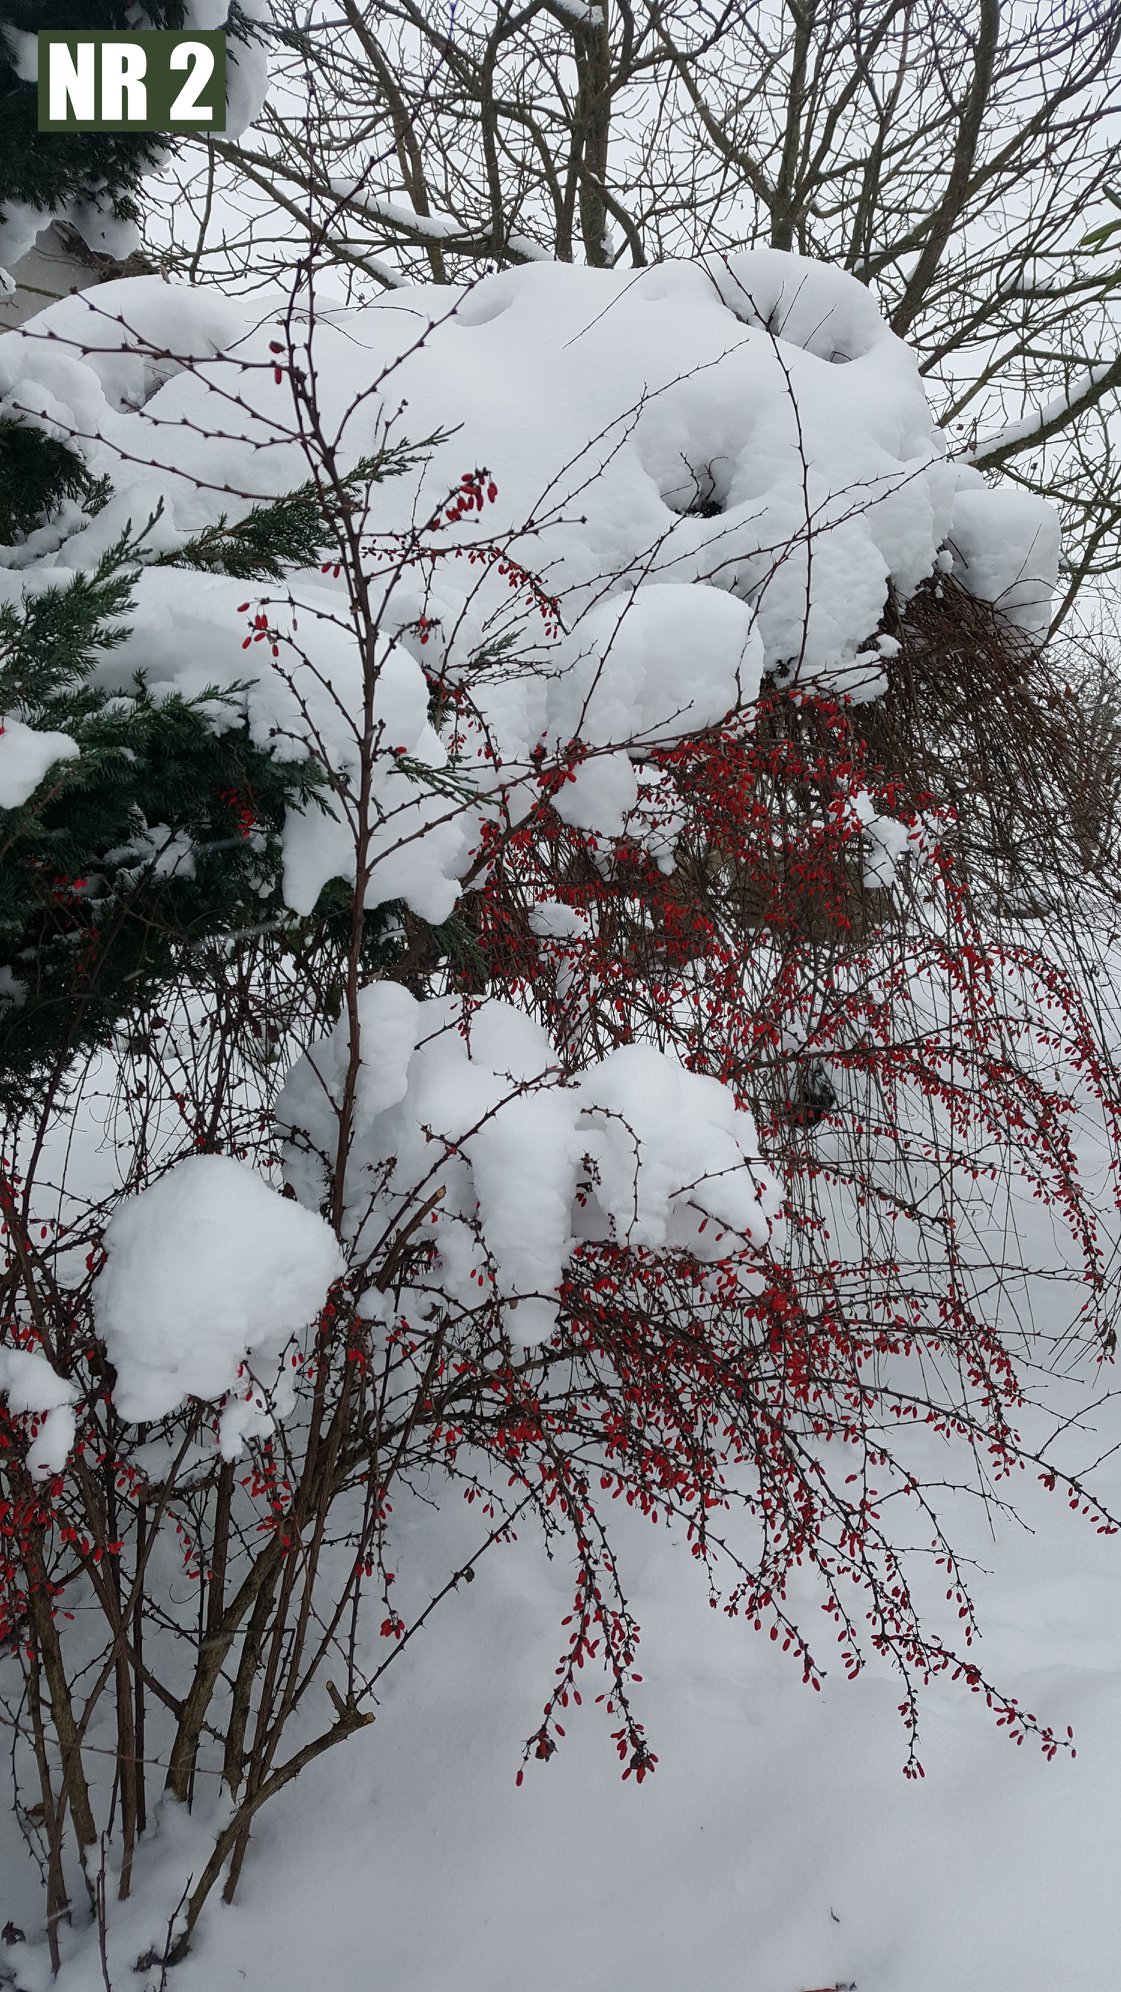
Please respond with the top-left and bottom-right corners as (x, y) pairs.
(186, 1466), (1121, 1992)
(6, 1380), (1121, 1992)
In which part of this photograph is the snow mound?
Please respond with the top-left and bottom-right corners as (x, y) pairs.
(96, 1154), (345, 1429)
(0, 251), (1058, 910)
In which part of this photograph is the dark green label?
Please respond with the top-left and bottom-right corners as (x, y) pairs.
(37, 30), (227, 133)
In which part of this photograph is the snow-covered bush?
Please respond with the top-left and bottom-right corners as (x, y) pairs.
(0, 251), (1118, 1975)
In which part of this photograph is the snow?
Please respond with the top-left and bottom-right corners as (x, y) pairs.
(549, 582), (763, 752)
(0, 714), (79, 810)
(947, 467), (1061, 634)
(852, 787), (914, 886)
(965, 362), (1118, 469)
(201, 1479), (1121, 1992)
(105, 821), (197, 881)
(95, 1153), (345, 1433)
(0, 1347), (77, 1477)
(332, 189), (467, 241)
(278, 991), (781, 1353)
(184, 0), (271, 139)
(576, 1043), (781, 1257)
(16, 1376), (1121, 1991)
(0, 965), (27, 1010)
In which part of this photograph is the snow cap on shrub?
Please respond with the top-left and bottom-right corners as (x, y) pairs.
(277, 985), (782, 1353)
(96, 1154), (345, 1426)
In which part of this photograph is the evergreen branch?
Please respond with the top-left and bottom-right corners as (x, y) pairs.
(152, 436), (450, 580)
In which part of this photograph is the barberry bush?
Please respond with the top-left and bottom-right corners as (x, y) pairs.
(0, 254), (1118, 1978)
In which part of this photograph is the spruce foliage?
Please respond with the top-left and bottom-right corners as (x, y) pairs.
(0, 1), (184, 242)
(0, 416), (91, 543)
(0, 517), (329, 1104)
(1, 0), (183, 549)
(159, 437), (439, 579)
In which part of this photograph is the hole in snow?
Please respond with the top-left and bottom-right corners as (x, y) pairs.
(657, 455), (734, 519)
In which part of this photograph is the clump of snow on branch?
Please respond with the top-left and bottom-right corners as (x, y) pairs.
(277, 985), (782, 1353)
(95, 1155), (345, 1440)
(184, 0), (271, 141)
(0, 1349), (78, 1478)
(852, 789), (916, 887)
(946, 468), (1061, 633)
(0, 716), (78, 811)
